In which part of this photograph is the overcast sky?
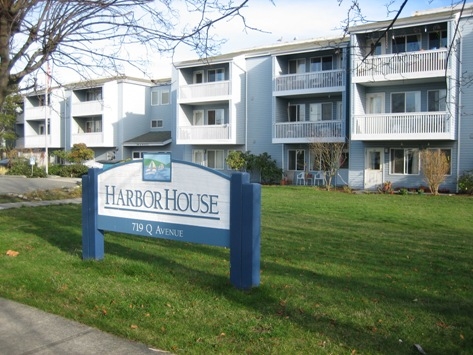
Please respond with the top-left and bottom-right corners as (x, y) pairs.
(147, 0), (461, 78)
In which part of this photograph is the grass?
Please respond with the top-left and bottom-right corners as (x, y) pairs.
(0, 186), (472, 354)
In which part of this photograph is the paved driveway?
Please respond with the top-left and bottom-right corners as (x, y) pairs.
(0, 176), (81, 195)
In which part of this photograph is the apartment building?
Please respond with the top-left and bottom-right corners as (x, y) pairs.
(18, 76), (180, 164)
(173, 37), (350, 184)
(349, 4), (473, 192)
(15, 4), (473, 192)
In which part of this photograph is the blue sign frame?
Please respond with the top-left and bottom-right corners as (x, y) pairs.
(82, 159), (261, 290)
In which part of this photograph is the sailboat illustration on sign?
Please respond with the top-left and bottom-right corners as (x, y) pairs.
(143, 153), (172, 182)
(146, 160), (157, 175)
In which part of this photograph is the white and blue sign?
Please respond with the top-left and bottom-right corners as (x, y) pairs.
(82, 153), (261, 290)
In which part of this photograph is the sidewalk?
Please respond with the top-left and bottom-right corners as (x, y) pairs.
(0, 298), (168, 354)
(0, 198), (170, 354)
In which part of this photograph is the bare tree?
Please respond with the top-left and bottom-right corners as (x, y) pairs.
(420, 149), (450, 195)
(0, 0), (255, 107)
(310, 141), (346, 190)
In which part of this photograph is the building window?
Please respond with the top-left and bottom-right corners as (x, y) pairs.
(151, 91), (159, 106)
(390, 148), (419, 175)
(208, 68), (225, 82)
(161, 90), (170, 105)
(207, 109), (224, 125)
(193, 150), (205, 165)
(288, 149), (305, 171)
(132, 151), (144, 159)
(392, 34), (421, 53)
(86, 88), (102, 101)
(429, 31), (447, 49)
(310, 103), (332, 121)
(151, 119), (163, 128)
(39, 123), (50, 135)
(289, 59), (306, 74)
(207, 150), (225, 170)
(288, 104), (305, 122)
(193, 110), (204, 125)
(310, 56), (333, 71)
(151, 90), (170, 105)
(428, 90), (447, 112)
(86, 120), (102, 133)
(193, 70), (204, 84)
(391, 92), (420, 113)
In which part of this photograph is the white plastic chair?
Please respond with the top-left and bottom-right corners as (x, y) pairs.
(296, 172), (306, 185)
(312, 171), (326, 186)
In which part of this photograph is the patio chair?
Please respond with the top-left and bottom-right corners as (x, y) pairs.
(296, 172), (306, 185)
(312, 171), (326, 186)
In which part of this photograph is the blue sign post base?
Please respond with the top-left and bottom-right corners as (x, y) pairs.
(81, 160), (261, 291)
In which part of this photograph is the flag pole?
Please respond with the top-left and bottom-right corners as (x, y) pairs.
(45, 61), (50, 175)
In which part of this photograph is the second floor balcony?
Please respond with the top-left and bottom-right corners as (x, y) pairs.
(274, 70), (344, 95)
(72, 132), (105, 146)
(353, 49), (448, 83)
(24, 106), (48, 121)
(178, 124), (231, 143)
(72, 100), (103, 116)
(273, 121), (345, 144)
(352, 112), (454, 140)
(179, 81), (231, 103)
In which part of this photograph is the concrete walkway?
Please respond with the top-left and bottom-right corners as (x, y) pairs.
(0, 298), (168, 354)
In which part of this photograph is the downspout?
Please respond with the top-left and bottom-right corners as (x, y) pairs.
(455, 33), (462, 193)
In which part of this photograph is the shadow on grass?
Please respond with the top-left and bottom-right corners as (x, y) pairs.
(6, 204), (472, 354)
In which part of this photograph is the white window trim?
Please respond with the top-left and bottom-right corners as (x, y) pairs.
(391, 91), (421, 113)
(193, 70), (204, 84)
(207, 68), (225, 82)
(206, 149), (225, 170)
(390, 148), (420, 175)
(151, 91), (159, 106)
(193, 110), (204, 125)
(309, 102), (332, 121)
(151, 119), (163, 128)
(207, 109), (225, 125)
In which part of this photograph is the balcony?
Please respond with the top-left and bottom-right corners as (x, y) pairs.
(22, 135), (53, 148)
(274, 70), (344, 95)
(352, 112), (454, 140)
(273, 121), (345, 144)
(72, 100), (103, 116)
(178, 124), (231, 143)
(179, 81), (231, 103)
(353, 49), (448, 83)
(24, 106), (48, 120)
(72, 132), (104, 146)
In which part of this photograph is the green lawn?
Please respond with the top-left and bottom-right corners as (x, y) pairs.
(0, 187), (472, 354)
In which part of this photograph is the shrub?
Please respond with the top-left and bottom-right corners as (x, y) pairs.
(458, 170), (473, 194)
(0, 166), (8, 175)
(48, 164), (89, 178)
(6, 158), (46, 177)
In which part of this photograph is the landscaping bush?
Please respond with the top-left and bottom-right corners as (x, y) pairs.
(48, 164), (89, 178)
(458, 170), (473, 194)
(6, 158), (46, 177)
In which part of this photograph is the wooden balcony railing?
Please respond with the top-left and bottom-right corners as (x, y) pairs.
(274, 70), (344, 92)
(179, 81), (231, 101)
(178, 124), (231, 141)
(274, 121), (344, 140)
(354, 49), (447, 78)
(72, 100), (103, 116)
(353, 112), (451, 138)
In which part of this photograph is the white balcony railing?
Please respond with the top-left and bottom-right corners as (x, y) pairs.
(179, 81), (231, 101)
(353, 112), (452, 140)
(22, 134), (53, 148)
(72, 132), (104, 146)
(354, 49), (447, 78)
(24, 106), (48, 120)
(274, 70), (344, 92)
(178, 124), (231, 141)
(273, 121), (344, 141)
(72, 100), (103, 116)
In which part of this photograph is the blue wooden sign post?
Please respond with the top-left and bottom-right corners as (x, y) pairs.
(82, 155), (260, 290)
